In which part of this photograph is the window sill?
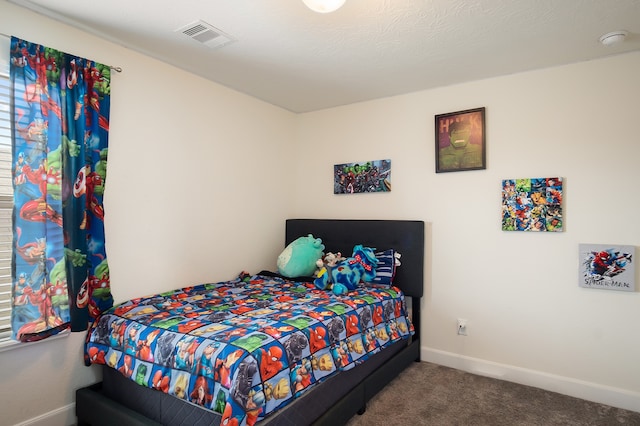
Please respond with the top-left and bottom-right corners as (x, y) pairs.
(0, 330), (71, 354)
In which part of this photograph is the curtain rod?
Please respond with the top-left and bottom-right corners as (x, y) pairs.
(0, 32), (122, 73)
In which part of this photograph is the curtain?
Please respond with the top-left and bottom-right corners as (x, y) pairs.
(9, 37), (113, 341)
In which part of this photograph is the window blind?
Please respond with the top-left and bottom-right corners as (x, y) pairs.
(0, 38), (13, 341)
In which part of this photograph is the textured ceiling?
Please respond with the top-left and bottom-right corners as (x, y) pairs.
(8, 0), (640, 113)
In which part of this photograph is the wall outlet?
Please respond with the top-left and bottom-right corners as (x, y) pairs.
(457, 318), (468, 336)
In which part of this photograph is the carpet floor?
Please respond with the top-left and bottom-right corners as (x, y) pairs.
(345, 362), (640, 426)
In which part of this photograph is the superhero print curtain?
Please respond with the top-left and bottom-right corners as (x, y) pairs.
(10, 37), (113, 341)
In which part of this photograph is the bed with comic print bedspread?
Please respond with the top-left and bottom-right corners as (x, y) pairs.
(84, 273), (414, 425)
(78, 219), (425, 426)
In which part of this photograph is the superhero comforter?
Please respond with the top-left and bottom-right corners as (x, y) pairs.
(84, 273), (414, 425)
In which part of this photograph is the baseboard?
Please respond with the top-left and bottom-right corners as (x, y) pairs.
(13, 403), (75, 426)
(421, 346), (640, 414)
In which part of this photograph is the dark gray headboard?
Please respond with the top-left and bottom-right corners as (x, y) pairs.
(285, 219), (424, 299)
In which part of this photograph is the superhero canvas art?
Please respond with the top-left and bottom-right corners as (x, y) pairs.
(579, 244), (635, 292)
(501, 177), (563, 232)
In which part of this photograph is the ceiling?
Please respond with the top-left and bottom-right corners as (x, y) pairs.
(9, 0), (640, 113)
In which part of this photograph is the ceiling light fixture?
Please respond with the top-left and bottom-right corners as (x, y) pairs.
(599, 30), (628, 46)
(302, 0), (346, 13)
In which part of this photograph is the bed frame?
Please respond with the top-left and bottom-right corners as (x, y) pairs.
(76, 219), (424, 426)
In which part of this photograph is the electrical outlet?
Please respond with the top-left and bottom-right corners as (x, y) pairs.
(457, 318), (467, 336)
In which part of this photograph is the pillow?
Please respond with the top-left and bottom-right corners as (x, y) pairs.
(368, 249), (401, 286)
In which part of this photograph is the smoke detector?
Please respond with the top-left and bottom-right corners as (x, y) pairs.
(599, 30), (628, 46)
(176, 20), (236, 50)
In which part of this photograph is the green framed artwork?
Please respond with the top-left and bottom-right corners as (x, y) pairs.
(435, 107), (486, 173)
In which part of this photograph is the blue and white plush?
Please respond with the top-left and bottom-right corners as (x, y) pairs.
(315, 245), (378, 295)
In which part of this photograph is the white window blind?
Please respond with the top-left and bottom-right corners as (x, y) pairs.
(0, 36), (13, 342)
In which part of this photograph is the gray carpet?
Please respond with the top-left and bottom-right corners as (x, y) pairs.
(345, 362), (640, 426)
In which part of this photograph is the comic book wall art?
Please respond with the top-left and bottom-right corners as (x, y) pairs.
(501, 177), (563, 232)
(579, 244), (635, 292)
(334, 159), (391, 194)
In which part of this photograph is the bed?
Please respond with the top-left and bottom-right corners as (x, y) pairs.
(76, 219), (425, 426)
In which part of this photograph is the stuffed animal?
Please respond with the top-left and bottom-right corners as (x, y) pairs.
(315, 252), (344, 272)
(277, 234), (325, 278)
(314, 252), (345, 292)
(315, 245), (378, 295)
(350, 245), (378, 283)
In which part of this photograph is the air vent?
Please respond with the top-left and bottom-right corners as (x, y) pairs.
(176, 20), (236, 50)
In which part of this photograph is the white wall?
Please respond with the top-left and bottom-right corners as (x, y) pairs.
(294, 52), (640, 411)
(0, 2), (295, 425)
(2, 1), (640, 424)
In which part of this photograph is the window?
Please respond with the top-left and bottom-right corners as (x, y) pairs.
(0, 37), (13, 342)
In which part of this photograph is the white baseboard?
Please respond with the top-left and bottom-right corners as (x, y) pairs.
(421, 346), (640, 414)
(13, 403), (75, 426)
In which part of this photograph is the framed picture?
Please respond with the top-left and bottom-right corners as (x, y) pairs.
(334, 159), (391, 194)
(435, 107), (486, 173)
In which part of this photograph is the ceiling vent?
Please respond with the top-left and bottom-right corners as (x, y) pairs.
(176, 20), (236, 50)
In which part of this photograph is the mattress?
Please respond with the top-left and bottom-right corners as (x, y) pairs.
(85, 273), (415, 425)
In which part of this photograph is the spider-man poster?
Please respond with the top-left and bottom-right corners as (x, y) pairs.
(579, 244), (635, 292)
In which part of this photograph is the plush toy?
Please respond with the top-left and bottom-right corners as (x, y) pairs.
(277, 234), (325, 278)
(350, 245), (378, 283)
(313, 252), (345, 292)
(315, 252), (344, 271)
(315, 245), (378, 295)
